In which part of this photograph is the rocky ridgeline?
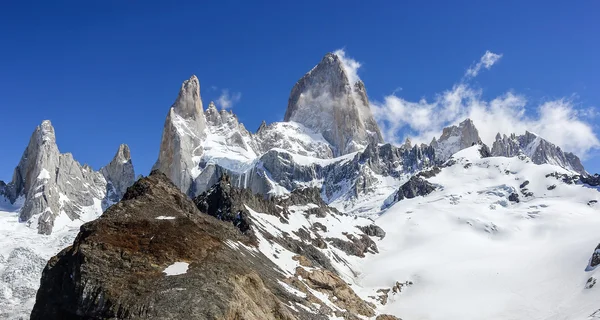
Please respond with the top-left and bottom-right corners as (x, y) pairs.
(31, 171), (399, 320)
(0, 121), (135, 234)
(491, 131), (585, 174)
(150, 54), (588, 208)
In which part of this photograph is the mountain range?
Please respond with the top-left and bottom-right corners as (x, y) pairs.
(0, 52), (598, 320)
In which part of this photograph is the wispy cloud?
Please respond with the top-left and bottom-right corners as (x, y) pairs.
(465, 50), (503, 78)
(216, 89), (241, 109)
(367, 50), (599, 158)
(334, 49), (362, 85)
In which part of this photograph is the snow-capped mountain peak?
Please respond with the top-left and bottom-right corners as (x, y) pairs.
(284, 52), (383, 156)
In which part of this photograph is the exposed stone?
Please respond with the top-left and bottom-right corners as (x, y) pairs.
(31, 172), (315, 320)
(590, 243), (600, 269)
(295, 267), (376, 317)
(357, 224), (386, 239)
(508, 193), (520, 203)
(100, 144), (135, 204)
(326, 233), (378, 258)
(586, 277), (597, 289)
(376, 315), (402, 320)
(284, 52), (383, 156)
(492, 132), (585, 174)
(581, 174), (600, 187)
(153, 75), (207, 195)
(434, 119), (481, 161)
(394, 176), (437, 202)
(0, 120), (134, 234)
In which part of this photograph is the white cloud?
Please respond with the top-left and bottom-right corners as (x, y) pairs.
(216, 89), (241, 109)
(372, 84), (599, 158)
(465, 50), (503, 78)
(334, 49), (362, 85)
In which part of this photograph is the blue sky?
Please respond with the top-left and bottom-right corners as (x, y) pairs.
(0, 1), (598, 180)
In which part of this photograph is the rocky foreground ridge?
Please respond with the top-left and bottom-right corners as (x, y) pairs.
(31, 171), (400, 320)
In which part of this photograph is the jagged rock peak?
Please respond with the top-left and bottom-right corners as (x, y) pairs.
(491, 130), (586, 174)
(38, 120), (56, 143)
(153, 75), (208, 195)
(434, 118), (481, 161)
(172, 75), (203, 119)
(284, 52), (384, 156)
(100, 144), (135, 203)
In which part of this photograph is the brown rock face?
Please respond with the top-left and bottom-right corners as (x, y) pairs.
(30, 172), (311, 320)
(295, 267), (376, 317)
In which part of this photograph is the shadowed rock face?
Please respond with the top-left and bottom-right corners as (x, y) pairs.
(284, 52), (383, 156)
(393, 176), (437, 202)
(101, 144), (135, 204)
(30, 172), (315, 320)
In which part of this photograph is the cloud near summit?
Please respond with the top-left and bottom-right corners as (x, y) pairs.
(331, 50), (600, 158)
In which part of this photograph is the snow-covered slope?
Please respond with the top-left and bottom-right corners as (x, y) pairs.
(0, 198), (102, 319)
(357, 146), (600, 320)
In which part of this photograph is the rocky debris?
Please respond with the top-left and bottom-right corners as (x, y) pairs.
(508, 193), (520, 203)
(391, 280), (413, 294)
(372, 281), (413, 307)
(546, 172), (580, 185)
(278, 236), (336, 273)
(589, 200), (598, 206)
(326, 232), (378, 257)
(547, 185), (556, 190)
(31, 171), (322, 320)
(357, 224), (386, 239)
(0, 120), (134, 234)
(374, 288), (390, 305)
(519, 181), (533, 198)
(153, 75), (207, 195)
(394, 176), (437, 202)
(581, 174), (600, 187)
(284, 52), (383, 156)
(376, 315), (402, 320)
(294, 267), (376, 317)
(417, 166), (441, 178)
(586, 277), (597, 289)
(434, 119), (481, 161)
(101, 144), (135, 204)
(492, 132), (586, 174)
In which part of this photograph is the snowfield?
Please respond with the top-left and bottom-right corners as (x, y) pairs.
(0, 198), (103, 319)
(358, 146), (600, 320)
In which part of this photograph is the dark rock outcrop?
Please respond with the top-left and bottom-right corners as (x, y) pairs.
(394, 176), (437, 202)
(30, 172), (315, 320)
(581, 174), (600, 187)
(589, 243), (600, 270)
(358, 224), (386, 239)
(508, 193), (520, 203)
